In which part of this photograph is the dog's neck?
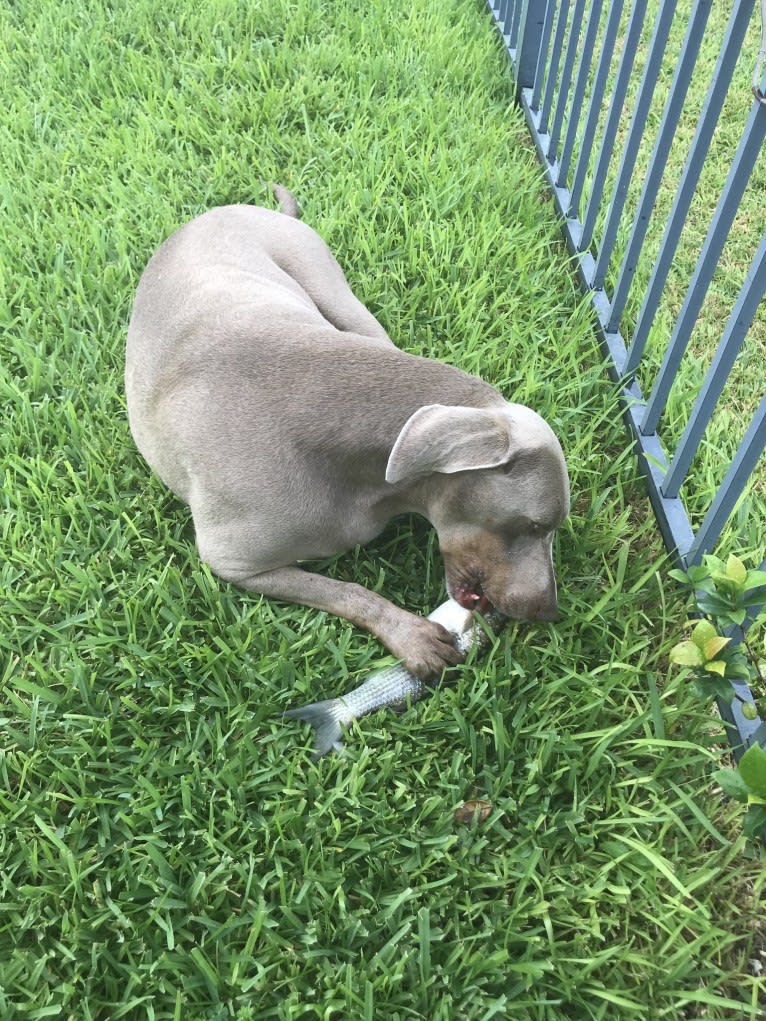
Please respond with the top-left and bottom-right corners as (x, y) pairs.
(297, 333), (506, 517)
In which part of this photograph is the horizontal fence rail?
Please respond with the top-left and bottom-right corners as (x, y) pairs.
(487, 0), (766, 756)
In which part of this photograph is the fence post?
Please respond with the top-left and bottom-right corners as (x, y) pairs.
(516, 0), (549, 88)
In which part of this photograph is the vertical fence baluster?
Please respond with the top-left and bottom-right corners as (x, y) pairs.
(687, 393), (766, 564)
(663, 233), (766, 501)
(517, 0), (551, 87)
(495, 0), (512, 41)
(590, 2), (676, 290)
(556, 0), (604, 188)
(531, 0), (557, 112)
(579, 0), (645, 253)
(624, 0), (755, 376)
(641, 78), (766, 436)
(546, 0), (586, 162)
(540, 0), (570, 134)
(607, 0), (713, 334)
(510, 0), (523, 49)
(497, 0), (507, 38)
(568, 0), (625, 218)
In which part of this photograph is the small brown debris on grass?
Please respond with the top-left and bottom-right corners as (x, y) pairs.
(454, 799), (492, 825)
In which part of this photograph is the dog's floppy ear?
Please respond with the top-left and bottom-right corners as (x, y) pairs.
(385, 404), (516, 484)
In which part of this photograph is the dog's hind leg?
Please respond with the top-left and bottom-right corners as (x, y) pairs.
(267, 215), (393, 344)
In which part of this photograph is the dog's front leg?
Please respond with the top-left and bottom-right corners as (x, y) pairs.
(236, 566), (464, 680)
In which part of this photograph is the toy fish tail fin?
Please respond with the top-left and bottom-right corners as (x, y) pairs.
(284, 698), (345, 759)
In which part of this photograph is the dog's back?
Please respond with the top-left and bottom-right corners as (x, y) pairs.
(125, 202), (394, 495)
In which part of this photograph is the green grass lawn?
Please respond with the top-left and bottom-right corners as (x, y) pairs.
(1, 1), (764, 1018)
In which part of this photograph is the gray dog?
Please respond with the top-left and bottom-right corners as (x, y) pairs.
(125, 187), (569, 679)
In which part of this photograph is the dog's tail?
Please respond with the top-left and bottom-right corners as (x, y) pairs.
(268, 183), (301, 219)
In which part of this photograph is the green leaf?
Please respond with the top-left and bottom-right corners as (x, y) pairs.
(710, 574), (739, 595)
(713, 767), (750, 803)
(744, 569), (766, 588)
(704, 659), (727, 677)
(696, 594), (733, 616)
(725, 554), (747, 586)
(743, 804), (766, 839)
(741, 701), (760, 721)
(686, 564), (712, 584)
(704, 555), (725, 574)
(703, 635), (731, 661)
(691, 619), (717, 650)
(738, 743), (766, 800)
(743, 804), (766, 836)
(668, 568), (691, 585)
(692, 676), (735, 703)
(726, 660), (755, 681)
(669, 641), (704, 667)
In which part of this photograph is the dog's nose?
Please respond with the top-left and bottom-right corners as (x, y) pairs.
(501, 598), (558, 623)
(528, 595), (558, 622)
(533, 604), (558, 622)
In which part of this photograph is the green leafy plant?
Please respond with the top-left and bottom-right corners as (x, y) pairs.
(669, 553), (766, 836)
(715, 743), (766, 839)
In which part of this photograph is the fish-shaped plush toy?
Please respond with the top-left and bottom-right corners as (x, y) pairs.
(285, 598), (504, 758)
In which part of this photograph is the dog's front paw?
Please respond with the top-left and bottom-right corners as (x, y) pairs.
(389, 616), (464, 681)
